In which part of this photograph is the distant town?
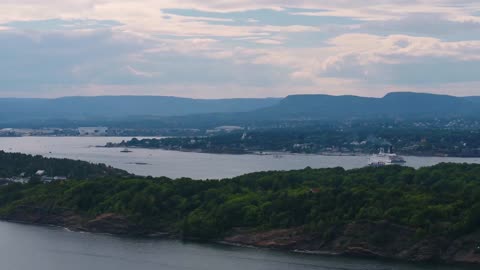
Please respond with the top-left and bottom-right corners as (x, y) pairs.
(0, 127), (200, 137)
(106, 122), (480, 157)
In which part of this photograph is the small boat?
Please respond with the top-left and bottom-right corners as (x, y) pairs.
(120, 148), (132, 153)
(368, 147), (406, 167)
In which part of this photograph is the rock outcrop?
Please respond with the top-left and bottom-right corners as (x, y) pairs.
(224, 221), (480, 265)
(3, 207), (479, 265)
(2, 206), (134, 235)
(3, 206), (84, 229)
(84, 213), (134, 235)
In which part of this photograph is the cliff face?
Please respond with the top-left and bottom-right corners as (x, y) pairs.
(224, 221), (480, 265)
(2, 207), (479, 265)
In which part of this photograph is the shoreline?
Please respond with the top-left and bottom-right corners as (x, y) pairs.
(103, 145), (480, 159)
(1, 212), (479, 267)
(3, 219), (461, 269)
(1, 136), (479, 158)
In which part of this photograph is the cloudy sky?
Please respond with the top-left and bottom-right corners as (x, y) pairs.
(1, 0), (480, 98)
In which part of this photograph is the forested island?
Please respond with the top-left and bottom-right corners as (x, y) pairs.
(106, 127), (480, 157)
(0, 152), (479, 265)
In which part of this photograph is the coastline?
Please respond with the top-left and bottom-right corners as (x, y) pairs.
(2, 209), (479, 266)
(2, 135), (479, 158)
(103, 145), (480, 159)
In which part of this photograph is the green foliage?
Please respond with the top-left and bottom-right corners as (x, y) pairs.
(0, 151), (129, 179)
(1, 162), (480, 240)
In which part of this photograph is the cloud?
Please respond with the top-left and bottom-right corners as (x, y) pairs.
(326, 34), (480, 62)
(0, 29), (145, 89)
(0, 1), (479, 97)
(126, 65), (154, 77)
(356, 13), (480, 41)
(254, 38), (283, 45)
(243, 32), (480, 94)
(0, 27), (293, 97)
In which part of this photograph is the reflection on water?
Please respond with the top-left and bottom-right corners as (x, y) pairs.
(0, 136), (480, 179)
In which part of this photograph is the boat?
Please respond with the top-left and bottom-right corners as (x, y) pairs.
(368, 147), (406, 167)
(120, 148), (132, 153)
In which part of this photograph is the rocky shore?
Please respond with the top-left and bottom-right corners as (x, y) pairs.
(223, 222), (480, 265)
(2, 206), (479, 266)
(1, 206), (144, 235)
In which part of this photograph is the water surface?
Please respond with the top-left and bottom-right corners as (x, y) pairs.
(0, 137), (479, 179)
(1, 137), (479, 269)
(0, 221), (474, 270)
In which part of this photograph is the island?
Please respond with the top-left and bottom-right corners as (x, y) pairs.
(0, 151), (479, 265)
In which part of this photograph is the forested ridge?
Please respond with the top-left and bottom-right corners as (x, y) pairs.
(1, 163), (480, 241)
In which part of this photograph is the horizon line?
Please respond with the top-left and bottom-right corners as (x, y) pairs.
(0, 91), (476, 100)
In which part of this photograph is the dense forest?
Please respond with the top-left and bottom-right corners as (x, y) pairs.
(0, 151), (130, 179)
(108, 127), (480, 157)
(1, 163), (480, 242)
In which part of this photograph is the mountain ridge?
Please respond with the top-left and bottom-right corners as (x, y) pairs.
(251, 92), (480, 120)
(1, 92), (480, 127)
(0, 96), (281, 121)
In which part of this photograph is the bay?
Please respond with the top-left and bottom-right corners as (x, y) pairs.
(0, 136), (480, 179)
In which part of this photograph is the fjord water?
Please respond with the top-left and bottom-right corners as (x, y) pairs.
(0, 221), (474, 270)
(1, 138), (480, 270)
(1, 136), (480, 179)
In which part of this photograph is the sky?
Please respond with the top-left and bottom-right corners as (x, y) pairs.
(1, 0), (480, 98)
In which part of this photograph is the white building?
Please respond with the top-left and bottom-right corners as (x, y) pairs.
(10, 177), (30, 184)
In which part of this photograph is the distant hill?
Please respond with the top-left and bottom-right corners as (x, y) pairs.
(1, 92), (480, 128)
(251, 92), (480, 120)
(0, 96), (281, 123)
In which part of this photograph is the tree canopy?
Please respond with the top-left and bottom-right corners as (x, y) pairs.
(1, 162), (480, 240)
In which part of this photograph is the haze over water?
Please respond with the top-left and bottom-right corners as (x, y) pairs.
(1, 137), (480, 179)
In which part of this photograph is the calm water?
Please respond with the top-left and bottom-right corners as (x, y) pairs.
(1, 137), (479, 269)
(1, 136), (480, 179)
(0, 221), (474, 270)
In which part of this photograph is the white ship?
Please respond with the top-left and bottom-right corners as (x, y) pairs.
(368, 147), (406, 166)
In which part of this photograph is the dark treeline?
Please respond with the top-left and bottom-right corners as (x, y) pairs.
(1, 163), (480, 240)
(0, 151), (130, 179)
